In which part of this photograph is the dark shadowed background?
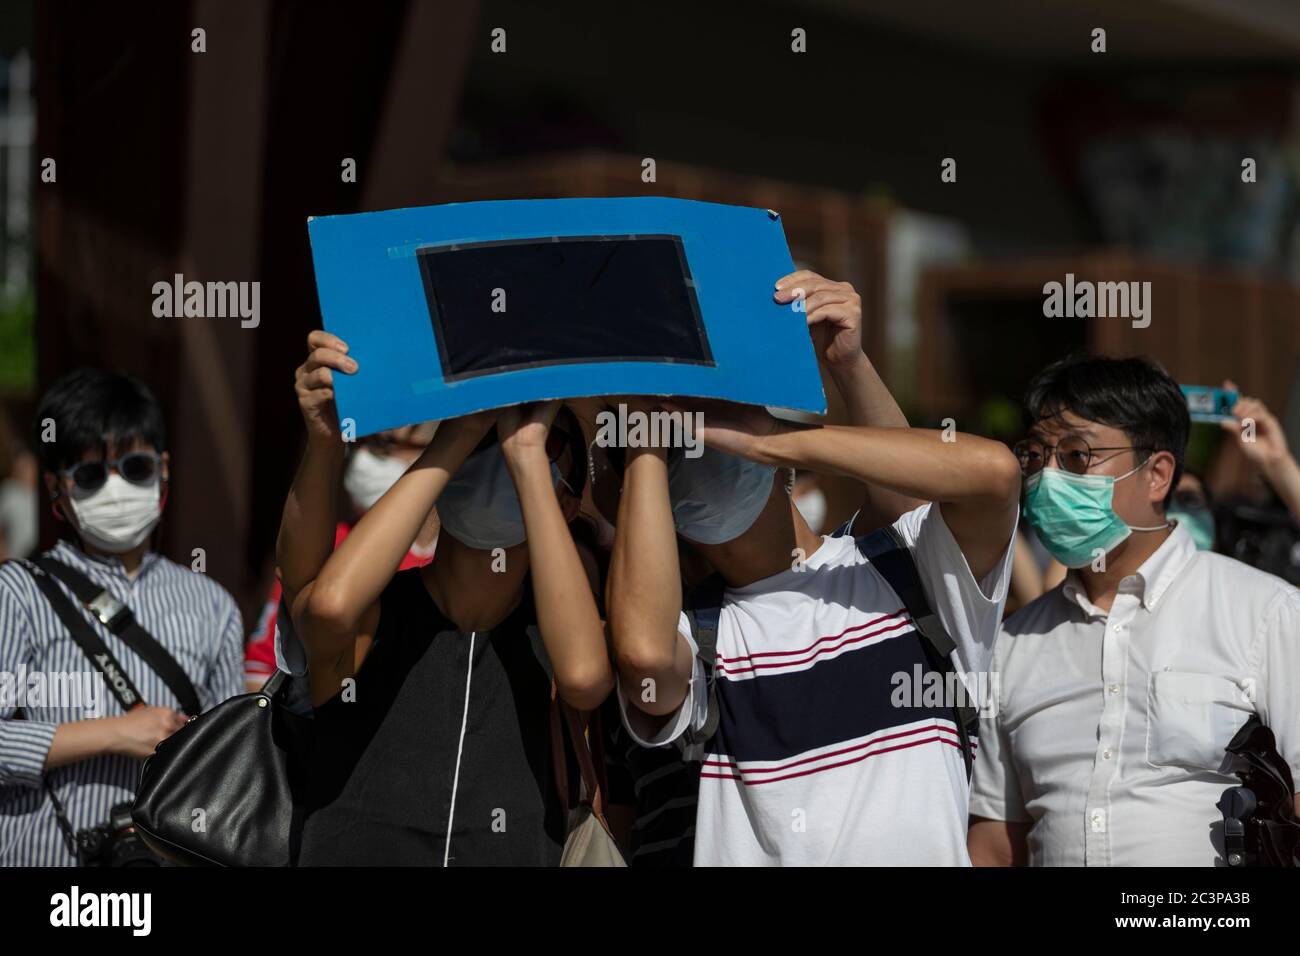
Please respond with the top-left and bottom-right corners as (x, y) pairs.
(2, 0), (1298, 619)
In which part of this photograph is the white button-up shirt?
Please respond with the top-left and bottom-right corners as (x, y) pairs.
(971, 522), (1300, 866)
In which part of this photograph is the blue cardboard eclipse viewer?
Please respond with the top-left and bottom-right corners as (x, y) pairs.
(307, 197), (826, 436)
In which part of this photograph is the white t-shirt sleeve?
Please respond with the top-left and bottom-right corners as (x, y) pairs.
(890, 502), (1016, 681)
(616, 611), (708, 748)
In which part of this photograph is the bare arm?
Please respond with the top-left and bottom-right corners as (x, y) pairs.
(277, 443), (344, 607)
(1265, 456), (1300, 523)
(44, 720), (117, 769)
(1223, 382), (1300, 522)
(833, 356), (930, 531)
(0, 587), (179, 778)
(499, 403), (614, 711)
(774, 271), (926, 531)
(692, 408), (1021, 582)
(44, 708), (189, 768)
(968, 816), (1030, 866)
(292, 414), (494, 697)
(607, 426), (696, 721)
(1008, 530), (1045, 612)
(276, 331), (355, 610)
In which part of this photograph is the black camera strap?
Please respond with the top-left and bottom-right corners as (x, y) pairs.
(18, 560), (147, 712)
(44, 773), (80, 859)
(30, 556), (200, 716)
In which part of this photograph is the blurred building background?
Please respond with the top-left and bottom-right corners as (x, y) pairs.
(3, 0), (1300, 614)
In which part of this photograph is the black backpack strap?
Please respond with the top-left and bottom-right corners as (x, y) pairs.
(678, 575), (725, 762)
(30, 556), (201, 716)
(14, 559), (145, 712)
(855, 526), (977, 780)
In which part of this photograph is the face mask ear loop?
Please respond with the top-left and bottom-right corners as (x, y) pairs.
(48, 483), (76, 524)
(1115, 454), (1152, 483)
(1117, 454), (1172, 533)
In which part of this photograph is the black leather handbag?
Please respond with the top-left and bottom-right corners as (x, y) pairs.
(16, 555), (309, 866)
(1219, 715), (1300, 867)
(132, 670), (312, 866)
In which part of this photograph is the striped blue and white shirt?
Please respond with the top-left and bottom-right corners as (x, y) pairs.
(618, 503), (1017, 866)
(0, 539), (244, 865)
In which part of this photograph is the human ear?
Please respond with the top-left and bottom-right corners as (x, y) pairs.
(1146, 451), (1177, 510)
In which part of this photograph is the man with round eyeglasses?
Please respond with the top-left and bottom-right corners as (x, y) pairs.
(969, 353), (1300, 867)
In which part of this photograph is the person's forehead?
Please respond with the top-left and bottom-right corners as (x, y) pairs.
(367, 423), (435, 450)
(77, 435), (154, 462)
(1030, 411), (1124, 442)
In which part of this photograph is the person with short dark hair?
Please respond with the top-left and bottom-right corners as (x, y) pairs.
(607, 272), (1022, 866)
(969, 354), (1300, 866)
(0, 368), (244, 865)
(274, 332), (613, 866)
(243, 422), (440, 693)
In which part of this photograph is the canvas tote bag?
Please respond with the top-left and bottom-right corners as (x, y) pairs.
(550, 685), (626, 867)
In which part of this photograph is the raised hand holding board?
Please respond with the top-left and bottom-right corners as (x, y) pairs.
(307, 197), (826, 436)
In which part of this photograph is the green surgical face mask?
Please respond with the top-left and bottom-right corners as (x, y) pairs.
(1167, 504), (1215, 551)
(1022, 459), (1167, 568)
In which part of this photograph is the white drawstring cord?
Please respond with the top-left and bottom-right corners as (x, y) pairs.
(443, 630), (476, 867)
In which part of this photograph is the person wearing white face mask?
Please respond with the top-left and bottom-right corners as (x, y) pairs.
(607, 270), (1023, 868)
(791, 469), (828, 535)
(342, 444), (411, 512)
(0, 369), (245, 865)
(271, 330), (613, 865)
(61, 467), (164, 554)
(245, 412), (440, 691)
(340, 422), (441, 544)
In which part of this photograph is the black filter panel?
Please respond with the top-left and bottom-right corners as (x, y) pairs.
(416, 235), (714, 381)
